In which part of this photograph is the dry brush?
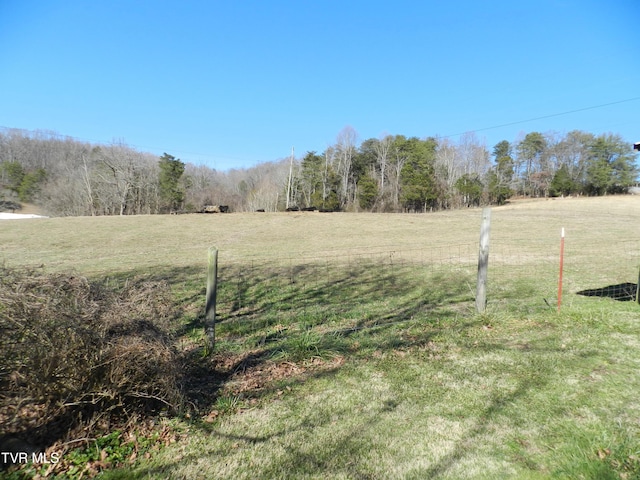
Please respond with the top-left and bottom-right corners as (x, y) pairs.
(0, 267), (184, 449)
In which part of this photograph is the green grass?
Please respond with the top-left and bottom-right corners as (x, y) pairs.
(2, 197), (640, 478)
(107, 300), (640, 479)
(99, 260), (640, 479)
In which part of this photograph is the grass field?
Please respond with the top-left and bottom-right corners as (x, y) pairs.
(2, 196), (640, 479)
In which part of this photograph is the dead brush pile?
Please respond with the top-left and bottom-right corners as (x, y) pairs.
(0, 266), (184, 448)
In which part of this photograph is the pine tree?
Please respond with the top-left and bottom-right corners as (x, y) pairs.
(158, 153), (185, 212)
(399, 137), (438, 212)
(549, 164), (576, 197)
(585, 134), (637, 195)
(455, 173), (483, 207)
(358, 174), (378, 210)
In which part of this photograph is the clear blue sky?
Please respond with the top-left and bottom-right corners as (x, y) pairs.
(1, 0), (638, 170)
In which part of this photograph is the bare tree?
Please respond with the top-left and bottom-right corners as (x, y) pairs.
(80, 151), (96, 215)
(435, 138), (462, 208)
(547, 130), (593, 187)
(389, 137), (408, 211)
(94, 142), (143, 215)
(373, 135), (392, 209)
(334, 126), (358, 208)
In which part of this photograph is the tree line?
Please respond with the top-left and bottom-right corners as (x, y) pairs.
(0, 126), (637, 216)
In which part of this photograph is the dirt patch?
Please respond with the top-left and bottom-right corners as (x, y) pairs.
(183, 348), (345, 420)
(221, 355), (345, 398)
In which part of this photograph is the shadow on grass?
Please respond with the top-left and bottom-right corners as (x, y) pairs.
(94, 261), (618, 479)
(97, 256), (635, 479)
(115, 336), (590, 480)
(217, 262), (473, 324)
(186, 262), (473, 398)
(96, 260), (476, 411)
(577, 282), (638, 302)
(415, 336), (557, 478)
(76, 260), (487, 480)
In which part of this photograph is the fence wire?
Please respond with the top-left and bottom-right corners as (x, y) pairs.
(212, 234), (640, 338)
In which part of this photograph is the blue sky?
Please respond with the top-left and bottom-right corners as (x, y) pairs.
(1, 0), (638, 170)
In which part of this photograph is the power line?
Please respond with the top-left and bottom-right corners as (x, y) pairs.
(442, 96), (640, 139)
(2, 96), (639, 163)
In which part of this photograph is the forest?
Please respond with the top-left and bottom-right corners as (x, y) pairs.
(0, 126), (637, 216)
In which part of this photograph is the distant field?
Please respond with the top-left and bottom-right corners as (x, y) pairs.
(2, 195), (639, 271)
(1, 195), (639, 307)
(3, 196), (640, 479)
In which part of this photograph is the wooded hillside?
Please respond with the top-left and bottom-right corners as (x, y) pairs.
(0, 126), (637, 216)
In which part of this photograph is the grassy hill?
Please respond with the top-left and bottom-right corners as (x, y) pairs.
(1, 196), (639, 479)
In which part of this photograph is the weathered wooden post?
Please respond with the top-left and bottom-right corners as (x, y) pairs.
(636, 265), (640, 305)
(476, 208), (491, 313)
(205, 247), (218, 353)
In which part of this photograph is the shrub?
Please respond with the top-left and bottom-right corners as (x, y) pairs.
(0, 267), (183, 448)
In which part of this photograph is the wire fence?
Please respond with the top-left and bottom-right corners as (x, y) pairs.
(210, 231), (640, 339)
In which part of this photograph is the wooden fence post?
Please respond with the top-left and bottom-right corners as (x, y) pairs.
(476, 208), (491, 313)
(636, 264), (640, 305)
(205, 247), (218, 353)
